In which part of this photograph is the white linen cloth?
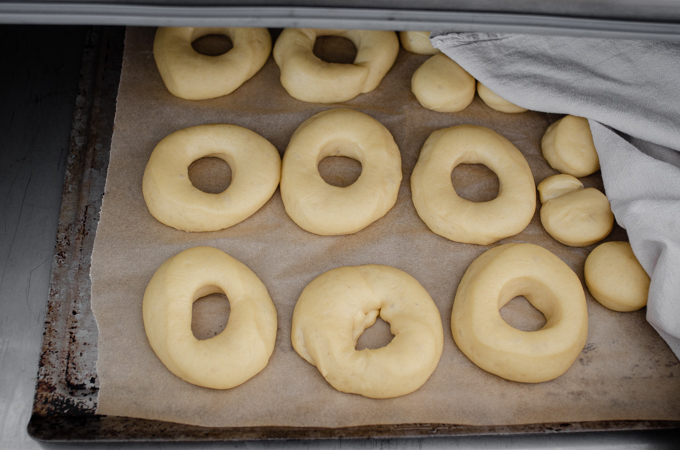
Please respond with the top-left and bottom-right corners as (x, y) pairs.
(430, 32), (680, 358)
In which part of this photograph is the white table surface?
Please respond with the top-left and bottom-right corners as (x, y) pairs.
(0, 24), (677, 450)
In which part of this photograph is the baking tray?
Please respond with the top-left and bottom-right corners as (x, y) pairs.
(28, 25), (680, 442)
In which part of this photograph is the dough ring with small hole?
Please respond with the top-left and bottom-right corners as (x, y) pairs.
(154, 27), (272, 100)
(292, 264), (443, 398)
(143, 124), (281, 232)
(281, 109), (402, 235)
(273, 28), (399, 103)
(451, 243), (588, 383)
(411, 125), (536, 245)
(143, 247), (277, 389)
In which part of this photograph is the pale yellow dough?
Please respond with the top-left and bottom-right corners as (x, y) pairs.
(153, 27), (271, 100)
(399, 31), (439, 55)
(585, 241), (650, 312)
(538, 174), (614, 247)
(411, 125), (536, 245)
(451, 243), (588, 383)
(411, 53), (476, 112)
(281, 109), (402, 235)
(143, 247), (277, 389)
(292, 265), (444, 398)
(477, 81), (528, 113)
(143, 124), (281, 232)
(542, 115), (600, 177)
(273, 28), (399, 103)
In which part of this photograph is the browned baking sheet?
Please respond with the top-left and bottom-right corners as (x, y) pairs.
(90, 26), (680, 428)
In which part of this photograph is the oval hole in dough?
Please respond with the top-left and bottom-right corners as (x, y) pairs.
(191, 34), (233, 56)
(188, 156), (232, 194)
(313, 36), (358, 64)
(356, 316), (395, 350)
(318, 156), (362, 187)
(191, 291), (231, 340)
(451, 163), (500, 203)
(499, 296), (547, 332)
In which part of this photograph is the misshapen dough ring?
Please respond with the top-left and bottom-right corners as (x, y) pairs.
(452, 243), (588, 383)
(281, 109), (402, 235)
(273, 29), (399, 103)
(143, 124), (281, 232)
(399, 31), (439, 55)
(292, 265), (443, 398)
(477, 81), (528, 113)
(542, 115), (600, 177)
(143, 247), (277, 389)
(411, 125), (536, 245)
(154, 27), (271, 100)
(538, 174), (614, 247)
(411, 53), (476, 113)
(585, 241), (650, 312)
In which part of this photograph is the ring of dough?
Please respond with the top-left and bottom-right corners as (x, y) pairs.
(154, 27), (271, 100)
(143, 247), (277, 389)
(143, 124), (281, 232)
(292, 265), (444, 398)
(281, 109), (402, 235)
(273, 28), (399, 103)
(411, 125), (536, 245)
(585, 241), (650, 312)
(451, 243), (588, 383)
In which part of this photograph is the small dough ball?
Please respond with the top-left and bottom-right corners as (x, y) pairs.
(411, 54), (476, 112)
(585, 241), (650, 312)
(542, 115), (600, 177)
(538, 174), (614, 247)
(399, 31), (439, 55)
(477, 81), (528, 113)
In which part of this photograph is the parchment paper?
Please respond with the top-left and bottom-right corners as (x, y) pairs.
(90, 27), (680, 428)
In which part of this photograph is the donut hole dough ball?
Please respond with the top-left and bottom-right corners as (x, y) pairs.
(399, 31), (439, 55)
(292, 265), (444, 398)
(154, 27), (272, 100)
(411, 54), (476, 113)
(281, 109), (402, 235)
(143, 247), (277, 389)
(477, 81), (528, 113)
(273, 28), (399, 103)
(452, 243), (588, 383)
(537, 174), (614, 247)
(143, 124), (281, 232)
(542, 115), (600, 178)
(411, 125), (536, 245)
(585, 241), (650, 312)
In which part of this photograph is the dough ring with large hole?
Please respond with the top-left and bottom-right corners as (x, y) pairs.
(143, 124), (281, 232)
(154, 27), (272, 100)
(292, 264), (444, 398)
(273, 28), (399, 103)
(143, 246), (277, 389)
(281, 109), (402, 235)
(451, 243), (588, 383)
(411, 125), (536, 245)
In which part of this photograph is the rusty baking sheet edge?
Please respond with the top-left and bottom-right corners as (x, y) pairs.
(27, 25), (680, 442)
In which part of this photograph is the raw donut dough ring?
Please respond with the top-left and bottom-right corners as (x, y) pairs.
(477, 81), (528, 113)
(281, 109), (402, 235)
(143, 247), (277, 389)
(411, 53), (476, 112)
(541, 115), (600, 177)
(154, 27), (272, 100)
(292, 265), (444, 398)
(143, 124), (281, 232)
(411, 125), (536, 245)
(399, 31), (439, 55)
(585, 241), (650, 312)
(273, 28), (399, 103)
(451, 243), (588, 383)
